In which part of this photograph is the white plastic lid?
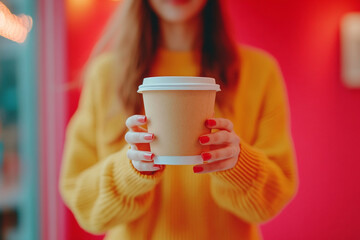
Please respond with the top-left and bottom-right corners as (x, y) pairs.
(138, 76), (221, 92)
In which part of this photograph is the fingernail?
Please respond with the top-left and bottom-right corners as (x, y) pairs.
(199, 136), (210, 144)
(205, 119), (216, 127)
(144, 133), (154, 140)
(144, 153), (154, 160)
(193, 166), (204, 173)
(138, 116), (147, 123)
(201, 152), (211, 161)
(153, 164), (161, 168)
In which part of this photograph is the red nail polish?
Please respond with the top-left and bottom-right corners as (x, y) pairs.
(199, 136), (210, 144)
(138, 116), (147, 123)
(145, 153), (154, 160)
(193, 166), (204, 173)
(205, 119), (216, 127)
(144, 133), (154, 140)
(201, 152), (211, 161)
(153, 164), (161, 168)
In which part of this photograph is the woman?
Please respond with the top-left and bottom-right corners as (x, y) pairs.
(60, 0), (298, 239)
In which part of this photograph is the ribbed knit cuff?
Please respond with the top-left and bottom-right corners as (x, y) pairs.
(211, 142), (266, 193)
(112, 147), (164, 197)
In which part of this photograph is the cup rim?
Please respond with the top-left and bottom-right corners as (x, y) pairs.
(138, 76), (221, 92)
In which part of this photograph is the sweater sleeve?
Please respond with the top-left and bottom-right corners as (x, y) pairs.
(209, 58), (298, 224)
(59, 55), (163, 234)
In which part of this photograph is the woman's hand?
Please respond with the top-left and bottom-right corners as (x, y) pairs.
(194, 118), (241, 174)
(125, 115), (161, 172)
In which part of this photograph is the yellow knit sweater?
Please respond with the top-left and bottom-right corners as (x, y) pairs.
(60, 45), (298, 240)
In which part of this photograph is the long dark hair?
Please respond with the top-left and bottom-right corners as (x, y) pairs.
(89, 0), (239, 115)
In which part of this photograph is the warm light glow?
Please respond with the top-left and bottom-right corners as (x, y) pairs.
(0, 1), (33, 43)
(66, 0), (95, 22)
(67, 0), (94, 10)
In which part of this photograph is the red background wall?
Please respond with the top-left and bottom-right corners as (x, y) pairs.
(65, 0), (360, 239)
(65, 1), (117, 239)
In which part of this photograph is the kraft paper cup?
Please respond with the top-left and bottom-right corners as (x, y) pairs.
(137, 76), (221, 165)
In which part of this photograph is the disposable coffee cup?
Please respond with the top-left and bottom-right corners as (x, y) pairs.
(137, 76), (221, 165)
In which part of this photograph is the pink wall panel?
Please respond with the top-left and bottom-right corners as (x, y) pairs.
(39, 0), (67, 239)
(65, 0), (360, 239)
